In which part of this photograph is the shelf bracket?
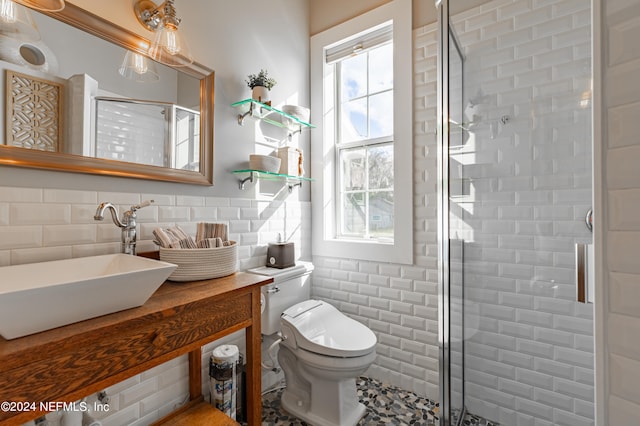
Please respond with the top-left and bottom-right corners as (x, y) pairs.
(287, 181), (302, 193)
(237, 110), (251, 126)
(287, 126), (303, 140)
(238, 172), (255, 189)
(237, 102), (257, 126)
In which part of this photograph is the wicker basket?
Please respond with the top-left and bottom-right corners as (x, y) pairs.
(159, 241), (238, 282)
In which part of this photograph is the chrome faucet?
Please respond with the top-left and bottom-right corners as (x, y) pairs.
(94, 200), (154, 255)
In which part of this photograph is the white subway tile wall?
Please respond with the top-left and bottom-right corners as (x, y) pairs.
(95, 101), (167, 167)
(317, 0), (594, 423)
(448, 0), (593, 424)
(313, 23), (441, 400)
(603, 0), (640, 423)
(0, 187), (309, 425)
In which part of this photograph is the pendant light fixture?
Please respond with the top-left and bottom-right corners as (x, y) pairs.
(119, 49), (160, 83)
(133, 0), (193, 67)
(0, 0), (40, 41)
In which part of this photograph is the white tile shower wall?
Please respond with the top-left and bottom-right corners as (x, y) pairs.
(312, 24), (440, 400)
(449, 0), (594, 424)
(0, 186), (310, 425)
(603, 0), (640, 424)
(95, 101), (167, 167)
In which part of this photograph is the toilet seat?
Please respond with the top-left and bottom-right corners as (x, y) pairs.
(281, 300), (377, 358)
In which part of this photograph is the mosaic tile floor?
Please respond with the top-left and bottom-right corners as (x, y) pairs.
(262, 376), (440, 425)
(261, 376), (499, 425)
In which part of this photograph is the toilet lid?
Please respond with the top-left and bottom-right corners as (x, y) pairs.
(281, 300), (377, 357)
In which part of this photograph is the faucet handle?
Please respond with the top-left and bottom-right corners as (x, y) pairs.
(131, 199), (154, 212)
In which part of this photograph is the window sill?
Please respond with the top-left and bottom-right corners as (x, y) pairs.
(335, 236), (394, 245)
(313, 237), (411, 265)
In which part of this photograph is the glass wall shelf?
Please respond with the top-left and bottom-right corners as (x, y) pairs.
(232, 169), (314, 191)
(231, 99), (315, 134)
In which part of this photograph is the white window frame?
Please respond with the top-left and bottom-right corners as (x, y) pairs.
(311, 0), (413, 264)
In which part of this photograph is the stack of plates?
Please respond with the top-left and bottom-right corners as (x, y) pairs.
(249, 154), (281, 173)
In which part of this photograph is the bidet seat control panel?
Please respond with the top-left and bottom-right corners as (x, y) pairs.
(282, 300), (323, 318)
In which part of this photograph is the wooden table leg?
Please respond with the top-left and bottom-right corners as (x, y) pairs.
(188, 349), (202, 401)
(245, 288), (262, 425)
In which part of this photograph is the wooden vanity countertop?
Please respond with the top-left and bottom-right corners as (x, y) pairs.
(0, 272), (271, 357)
(0, 272), (273, 425)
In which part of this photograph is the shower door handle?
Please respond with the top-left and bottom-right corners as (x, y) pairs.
(576, 243), (594, 304)
(576, 243), (587, 303)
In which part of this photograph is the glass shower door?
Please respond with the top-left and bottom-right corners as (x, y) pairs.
(438, 0), (594, 425)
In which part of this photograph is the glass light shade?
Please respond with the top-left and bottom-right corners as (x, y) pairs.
(12, 0), (64, 12)
(0, 0), (39, 41)
(147, 23), (193, 67)
(119, 50), (160, 83)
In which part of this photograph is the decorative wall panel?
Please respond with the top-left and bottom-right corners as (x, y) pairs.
(5, 71), (63, 152)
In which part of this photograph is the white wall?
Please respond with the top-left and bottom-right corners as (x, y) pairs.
(600, 0), (640, 424)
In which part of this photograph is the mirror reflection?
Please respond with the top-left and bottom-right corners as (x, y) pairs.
(0, 2), (202, 172)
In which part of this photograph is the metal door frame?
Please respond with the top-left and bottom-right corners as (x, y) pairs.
(436, 1), (466, 424)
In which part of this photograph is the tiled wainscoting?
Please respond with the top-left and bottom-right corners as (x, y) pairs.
(0, 187), (310, 269)
(0, 186), (310, 425)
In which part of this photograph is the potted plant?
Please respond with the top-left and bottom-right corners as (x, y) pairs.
(246, 69), (276, 103)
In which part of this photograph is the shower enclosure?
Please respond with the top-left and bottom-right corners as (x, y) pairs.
(437, 1), (594, 425)
(94, 97), (200, 170)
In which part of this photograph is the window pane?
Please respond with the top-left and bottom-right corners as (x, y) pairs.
(369, 90), (393, 139)
(340, 54), (367, 102)
(368, 143), (394, 189)
(369, 43), (393, 94)
(369, 191), (394, 238)
(334, 37), (395, 242)
(341, 97), (368, 143)
(340, 147), (366, 190)
(342, 192), (366, 235)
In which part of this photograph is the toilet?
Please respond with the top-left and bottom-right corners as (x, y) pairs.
(249, 262), (377, 426)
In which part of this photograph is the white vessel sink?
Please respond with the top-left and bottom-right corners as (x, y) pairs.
(0, 254), (177, 340)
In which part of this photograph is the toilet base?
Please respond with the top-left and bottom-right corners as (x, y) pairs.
(278, 345), (372, 426)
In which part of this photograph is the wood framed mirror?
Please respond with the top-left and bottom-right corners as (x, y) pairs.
(0, 3), (214, 185)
